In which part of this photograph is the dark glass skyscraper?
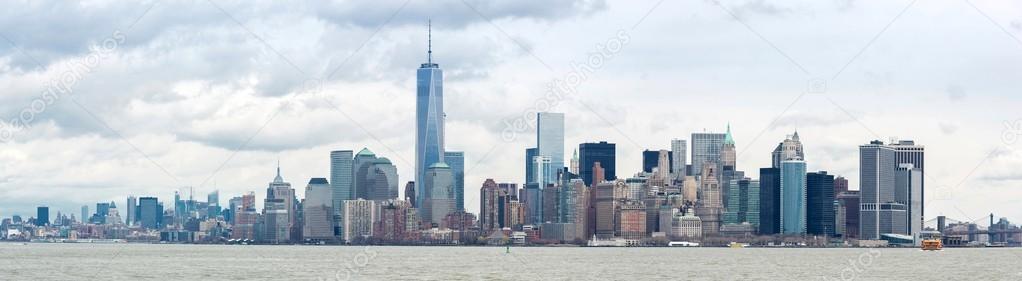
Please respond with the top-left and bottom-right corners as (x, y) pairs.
(579, 141), (616, 187)
(35, 206), (49, 226)
(139, 197), (162, 229)
(525, 148), (538, 184)
(807, 171), (836, 237)
(416, 23), (445, 207)
(758, 167), (781, 235)
(642, 150), (672, 173)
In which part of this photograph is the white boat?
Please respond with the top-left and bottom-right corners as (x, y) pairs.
(668, 241), (700, 247)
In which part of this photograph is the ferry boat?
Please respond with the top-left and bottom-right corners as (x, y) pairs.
(920, 231), (943, 251)
(729, 242), (748, 248)
(668, 241), (700, 247)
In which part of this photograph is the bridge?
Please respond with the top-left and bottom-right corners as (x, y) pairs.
(924, 214), (1021, 246)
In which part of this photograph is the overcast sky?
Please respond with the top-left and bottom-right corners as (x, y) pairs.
(0, 0), (1020, 225)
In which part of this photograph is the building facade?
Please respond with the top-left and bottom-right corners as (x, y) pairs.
(415, 32), (446, 210)
(780, 160), (807, 235)
(859, 140), (924, 240)
(579, 141), (616, 187)
(444, 151), (465, 211)
(691, 131), (726, 178)
(303, 178), (334, 241)
(536, 112), (565, 185)
(807, 171), (836, 237)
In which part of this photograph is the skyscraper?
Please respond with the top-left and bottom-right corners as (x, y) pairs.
(897, 163), (924, 244)
(35, 206), (49, 226)
(525, 147), (538, 185)
(94, 202), (110, 224)
(341, 199), (376, 243)
(353, 148), (400, 202)
(231, 192), (257, 240)
(207, 190), (220, 219)
(421, 163), (454, 226)
(720, 125), (737, 205)
(723, 178), (760, 227)
(126, 196), (137, 226)
(859, 140), (924, 240)
(836, 190), (860, 239)
(695, 164), (723, 236)
(479, 179), (501, 232)
(642, 150), (673, 173)
(404, 181), (416, 207)
(570, 149), (580, 175)
(330, 150), (354, 222)
(579, 141), (616, 186)
(264, 165), (296, 244)
(807, 171), (836, 237)
(653, 150), (671, 187)
(780, 160), (807, 235)
(772, 131), (805, 168)
(536, 112), (565, 185)
(80, 205), (88, 225)
(353, 148), (378, 199)
(671, 139), (687, 182)
(444, 151), (465, 211)
(416, 22), (446, 203)
(303, 178), (334, 241)
(834, 176), (849, 194)
(691, 131), (726, 178)
(138, 197), (162, 230)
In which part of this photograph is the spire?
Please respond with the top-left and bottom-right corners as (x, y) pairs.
(724, 123), (735, 145)
(427, 18), (433, 65)
(273, 159), (283, 183)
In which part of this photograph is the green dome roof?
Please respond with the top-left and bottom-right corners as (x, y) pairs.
(356, 148), (375, 157)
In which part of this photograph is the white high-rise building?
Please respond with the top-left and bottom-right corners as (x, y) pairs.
(303, 178), (334, 241)
(421, 163), (454, 225)
(670, 139), (687, 182)
(341, 199), (376, 243)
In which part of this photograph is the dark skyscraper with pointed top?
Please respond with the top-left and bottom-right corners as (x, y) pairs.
(416, 20), (446, 209)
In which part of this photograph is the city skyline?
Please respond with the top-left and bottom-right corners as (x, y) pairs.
(0, 0), (1020, 227)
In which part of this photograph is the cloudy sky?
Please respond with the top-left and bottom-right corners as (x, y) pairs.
(0, 0), (1020, 224)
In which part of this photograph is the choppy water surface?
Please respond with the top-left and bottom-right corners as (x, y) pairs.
(1, 243), (1019, 280)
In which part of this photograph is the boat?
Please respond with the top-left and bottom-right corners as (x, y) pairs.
(729, 242), (748, 248)
(668, 241), (699, 247)
(920, 231), (943, 251)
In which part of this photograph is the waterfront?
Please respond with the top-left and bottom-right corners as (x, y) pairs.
(1, 244), (1020, 280)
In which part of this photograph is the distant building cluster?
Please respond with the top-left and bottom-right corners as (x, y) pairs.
(3, 26), (1020, 248)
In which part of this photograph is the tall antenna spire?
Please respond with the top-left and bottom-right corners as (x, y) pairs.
(427, 18), (433, 64)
